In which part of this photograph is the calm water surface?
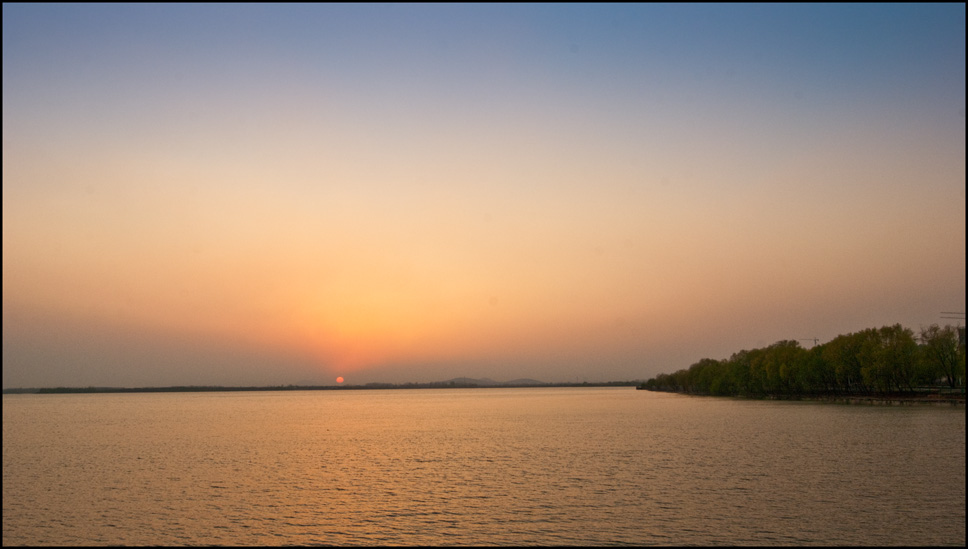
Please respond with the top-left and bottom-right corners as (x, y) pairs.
(3, 387), (965, 546)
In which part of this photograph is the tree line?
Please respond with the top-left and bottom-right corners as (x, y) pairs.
(640, 323), (965, 397)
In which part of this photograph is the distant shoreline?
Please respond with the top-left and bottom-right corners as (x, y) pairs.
(2, 380), (640, 394)
(638, 387), (966, 406)
(5, 384), (963, 406)
(784, 394), (965, 406)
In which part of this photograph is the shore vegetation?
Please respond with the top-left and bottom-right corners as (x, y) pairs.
(639, 323), (965, 403)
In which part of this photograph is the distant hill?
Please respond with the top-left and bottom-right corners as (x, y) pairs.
(435, 377), (546, 387)
(504, 378), (546, 386)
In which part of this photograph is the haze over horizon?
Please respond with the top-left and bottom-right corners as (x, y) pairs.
(3, 3), (965, 389)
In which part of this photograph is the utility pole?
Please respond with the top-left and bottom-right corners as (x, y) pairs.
(798, 338), (819, 347)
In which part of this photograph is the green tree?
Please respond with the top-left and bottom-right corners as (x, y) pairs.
(690, 358), (731, 395)
(801, 344), (836, 394)
(877, 324), (919, 392)
(758, 340), (806, 395)
(919, 324), (964, 388)
(824, 330), (871, 394)
(727, 349), (758, 396)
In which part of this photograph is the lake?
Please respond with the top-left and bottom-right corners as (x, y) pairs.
(2, 387), (964, 546)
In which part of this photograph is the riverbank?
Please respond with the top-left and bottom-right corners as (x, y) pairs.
(790, 394), (965, 406)
(3, 380), (641, 394)
(638, 387), (965, 406)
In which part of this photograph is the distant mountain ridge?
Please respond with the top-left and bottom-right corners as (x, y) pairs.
(435, 377), (546, 387)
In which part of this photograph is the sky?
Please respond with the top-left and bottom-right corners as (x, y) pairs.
(3, 3), (965, 388)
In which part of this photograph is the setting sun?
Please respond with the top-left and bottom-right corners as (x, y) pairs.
(2, 2), (963, 391)
(336, 377), (344, 384)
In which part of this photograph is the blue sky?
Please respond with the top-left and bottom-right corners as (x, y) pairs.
(3, 3), (965, 387)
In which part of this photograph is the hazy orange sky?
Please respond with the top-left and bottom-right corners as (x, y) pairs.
(3, 4), (965, 387)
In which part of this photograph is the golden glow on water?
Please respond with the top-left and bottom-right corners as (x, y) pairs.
(2, 389), (965, 546)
